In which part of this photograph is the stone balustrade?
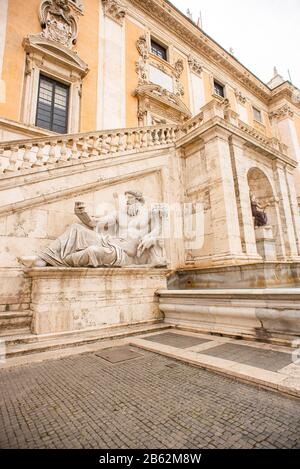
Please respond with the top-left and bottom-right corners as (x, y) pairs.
(0, 98), (291, 178)
(238, 120), (288, 155)
(0, 124), (179, 177)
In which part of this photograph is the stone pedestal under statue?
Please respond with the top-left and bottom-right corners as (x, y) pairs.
(27, 267), (169, 335)
(255, 225), (276, 261)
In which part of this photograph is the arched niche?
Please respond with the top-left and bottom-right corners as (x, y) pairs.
(247, 167), (280, 259)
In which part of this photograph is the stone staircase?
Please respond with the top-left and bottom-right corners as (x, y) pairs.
(0, 321), (170, 360)
(0, 310), (33, 337)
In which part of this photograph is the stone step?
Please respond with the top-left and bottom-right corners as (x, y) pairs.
(0, 311), (32, 336)
(2, 321), (170, 358)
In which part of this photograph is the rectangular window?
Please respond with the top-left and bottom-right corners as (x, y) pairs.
(253, 107), (262, 123)
(213, 80), (225, 98)
(151, 39), (167, 61)
(36, 75), (69, 134)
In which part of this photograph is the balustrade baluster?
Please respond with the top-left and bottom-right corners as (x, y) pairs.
(104, 135), (112, 154)
(23, 144), (32, 169)
(110, 133), (119, 153)
(141, 130), (148, 148)
(153, 129), (160, 146)
(125, 131), (133, 150)
(91, 136), (99, 157)
(134, 131), (141, 149)
(160, 129), (166, 145)
(147, 129), (154, 146)
(165, 128), (172, 144)
(70, 138), (79, 160)
(47, 141), (57, 164)
(118, 133), (126, 152)
(80, 136), (89, 158)
(32, 143), (45, 167)
(60, 140), (68, 162)
(4, 146), (19, 173)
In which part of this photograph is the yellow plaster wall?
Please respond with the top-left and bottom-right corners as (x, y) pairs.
(202, 70), (212, 103)
(125, 18), (143, 128)
(0, 0), (99, 132)
(295, 115), (300, 146)
(0, 0), (40, 121)
(76, 0), (99, 132)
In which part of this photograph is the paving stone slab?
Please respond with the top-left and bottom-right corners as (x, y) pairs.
(143, 332), (212, 349)
(200, 343), (293, 372)
(95, 346), (144, 363)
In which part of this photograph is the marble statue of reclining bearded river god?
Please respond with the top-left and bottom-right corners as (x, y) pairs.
(18, 191), (168, 268)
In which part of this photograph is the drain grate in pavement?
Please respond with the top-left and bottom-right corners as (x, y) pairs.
(95, 346), (144, 363)
(143, 332), (212, 349)
(199, 343), (292, 372)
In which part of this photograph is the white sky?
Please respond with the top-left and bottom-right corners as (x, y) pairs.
(169, 0), (300, 89)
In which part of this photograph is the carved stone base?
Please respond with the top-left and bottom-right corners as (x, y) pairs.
(255, 225), (276, 261)
(27, 267), (169, 335)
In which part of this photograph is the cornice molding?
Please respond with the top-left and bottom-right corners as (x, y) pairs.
(128, 0), (298, 105)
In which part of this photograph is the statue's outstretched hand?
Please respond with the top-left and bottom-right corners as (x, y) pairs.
(137, 235), (156, 257)
(74, 201), (85, 213)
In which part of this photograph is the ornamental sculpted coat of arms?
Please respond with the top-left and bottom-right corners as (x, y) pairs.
(39, 0), (78, 48)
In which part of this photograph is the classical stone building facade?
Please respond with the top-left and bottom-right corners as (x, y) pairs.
(0, 0), (300, 345)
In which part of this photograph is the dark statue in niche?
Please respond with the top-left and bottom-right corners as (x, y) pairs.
(250, 192), (270, 227)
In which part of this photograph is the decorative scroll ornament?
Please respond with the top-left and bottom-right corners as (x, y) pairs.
(102, 0), (126, 25)
(136, 35), (149, 60)
(135, 35), (149, 84)
(269, 104), (294, 120)
(174, 59), (184, 97)
(234, 89), (247, 104)
(188, 55), (202, 75)
(39, 0), (78, 48)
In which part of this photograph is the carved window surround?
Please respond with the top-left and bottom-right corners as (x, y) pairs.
(134, 83), (191, 126)
(22, 35), (89, 133)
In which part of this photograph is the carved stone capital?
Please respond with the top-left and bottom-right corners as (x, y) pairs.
(39, 0), (78, 48)
(269, 104), (294, 120)
(234, 89), (246, 104)
(188, 55), (202, 75)
(102, 0), (126, 25)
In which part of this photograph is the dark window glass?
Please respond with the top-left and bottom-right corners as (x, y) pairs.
(253, 107), (262, 122)
(151, 39), (167, 61)
(214, 80), (225, 98)
(36, 75), (69, 134)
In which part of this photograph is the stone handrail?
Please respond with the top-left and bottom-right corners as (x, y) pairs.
(237, 120), (288, 155)
(0, 124), (179, 176)
(0, 97), (290, 178)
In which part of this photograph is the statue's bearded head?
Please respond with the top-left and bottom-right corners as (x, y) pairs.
(125, 191), (145, 217)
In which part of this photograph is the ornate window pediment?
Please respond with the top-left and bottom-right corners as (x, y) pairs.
(23, 35), (89, 77)
(134, 83), (191, 126)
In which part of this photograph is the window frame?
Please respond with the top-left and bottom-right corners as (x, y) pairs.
(150, 37), (168, 62)
(213, 80), (225, 99)
(36, 74), (70, 134)
(253, 106), (263, 123)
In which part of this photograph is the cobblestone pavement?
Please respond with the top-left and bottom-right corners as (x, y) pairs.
(0, 347), (299, 449)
